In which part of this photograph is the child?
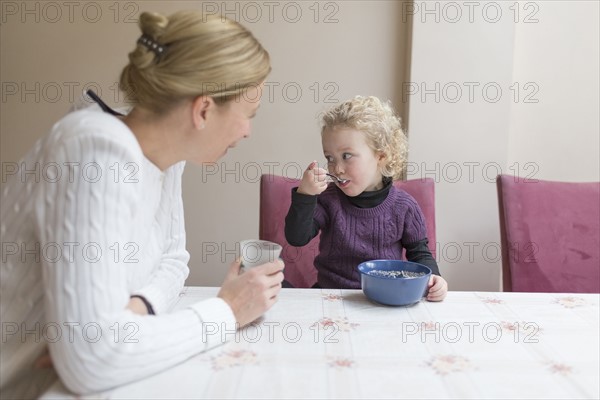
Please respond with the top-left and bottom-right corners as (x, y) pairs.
(285, 96), (447, 301)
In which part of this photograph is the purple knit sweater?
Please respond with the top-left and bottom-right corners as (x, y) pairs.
(313, 185), (428, 289)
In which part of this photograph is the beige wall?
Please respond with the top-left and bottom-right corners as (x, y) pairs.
(407, 0), (599, 291)
(0, 1), (410, 286)
(2, 1), (598, 290)
(508, 1), (600, 182)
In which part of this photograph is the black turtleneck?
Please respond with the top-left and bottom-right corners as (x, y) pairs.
(347, 176), (394, 208)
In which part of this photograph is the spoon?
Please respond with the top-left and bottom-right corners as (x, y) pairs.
(326, 173), (349, 184)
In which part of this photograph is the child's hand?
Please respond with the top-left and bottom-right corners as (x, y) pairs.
(426, 275), (448, 302)
(297, 161), (329, 196)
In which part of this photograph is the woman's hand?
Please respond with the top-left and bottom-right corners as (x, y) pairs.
(426, 275), (448, 302)
(297, 161), (329, 196)
(217, 258), (284, 327)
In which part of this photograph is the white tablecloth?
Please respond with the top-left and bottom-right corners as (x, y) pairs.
(43, 288), (600, 399)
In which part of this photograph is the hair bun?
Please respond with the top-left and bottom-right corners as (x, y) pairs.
(139, 11), (169, 39)
(129, 12), (169, 69)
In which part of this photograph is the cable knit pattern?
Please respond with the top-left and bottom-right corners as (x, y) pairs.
(313, 185), (428, 289)
(0, 106), (235, 397)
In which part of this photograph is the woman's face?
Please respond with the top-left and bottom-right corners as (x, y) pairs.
(200, 83), (264, 163)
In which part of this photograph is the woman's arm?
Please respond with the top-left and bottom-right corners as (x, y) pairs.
(130, 162), (190, 314)
(34, 127), (235, 394)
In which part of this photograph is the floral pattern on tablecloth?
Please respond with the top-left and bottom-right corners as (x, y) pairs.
(211, 349), (258, 371)
(500, 320), (542, 338)
(322, 293), (344, 302)
(480, 297), (505, 305)
(419, 321), (440, 331)
(312, 317), (360, 332)
(426, 355), (473, 375)
(327, 356), (355, 369)
(553, 296), (587, 308)
(548, 362), (573, 375)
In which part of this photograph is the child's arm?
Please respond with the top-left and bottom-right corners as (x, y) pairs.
(404, 239), (440, 275)
(285, 190), (320, 246)
(284, 161), (328, 246)
(404, 240), (447, 301)
(399, 195), (448, 301)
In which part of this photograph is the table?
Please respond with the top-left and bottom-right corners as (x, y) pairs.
(42, 287), (599, 399)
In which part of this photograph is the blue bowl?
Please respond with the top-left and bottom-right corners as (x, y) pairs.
(357, 260), (432, 306)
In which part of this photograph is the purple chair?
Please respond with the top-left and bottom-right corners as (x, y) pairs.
(259, 175), (436, 288)
(496, 174), (600, 293)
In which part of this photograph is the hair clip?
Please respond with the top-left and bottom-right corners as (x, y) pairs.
(137, 34), (167, 60)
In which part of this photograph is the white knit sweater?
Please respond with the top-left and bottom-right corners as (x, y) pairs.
(0, 106), (236, 397)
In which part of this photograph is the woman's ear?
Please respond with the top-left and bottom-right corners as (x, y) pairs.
(191, 95), (213, 130)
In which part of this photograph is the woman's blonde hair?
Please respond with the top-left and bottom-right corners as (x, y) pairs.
(320, 96), (408, 180)
(120, 11), (271, 113)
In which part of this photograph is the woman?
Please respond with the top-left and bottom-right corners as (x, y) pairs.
(0, 10), (283, 397)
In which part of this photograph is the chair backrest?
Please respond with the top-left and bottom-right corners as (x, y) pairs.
(259, 175), (436, 288)
(496, 174), (600, 293)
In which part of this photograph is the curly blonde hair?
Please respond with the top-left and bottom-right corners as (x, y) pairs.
(120, 11), (271, 114)
(320, 96), (408, 180)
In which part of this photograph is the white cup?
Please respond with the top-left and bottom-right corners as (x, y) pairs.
(240, 240), (282, 270)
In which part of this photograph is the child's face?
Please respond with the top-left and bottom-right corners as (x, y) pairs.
(322, 127), (385, 197)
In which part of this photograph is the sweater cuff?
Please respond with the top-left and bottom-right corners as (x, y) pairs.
(187, 297), (238, 350)
(291, 187), (318, 205)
